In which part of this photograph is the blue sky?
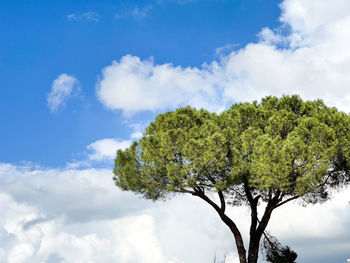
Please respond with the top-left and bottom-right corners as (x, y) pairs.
(0, 0), (281, 166)
(1, 0), (350, 262)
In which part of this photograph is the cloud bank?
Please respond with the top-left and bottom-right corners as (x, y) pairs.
(0, 163), (240, 263)
(47, 74), (80, 113)
(0, 162), (349, 262)
(97, 0), (350, 115)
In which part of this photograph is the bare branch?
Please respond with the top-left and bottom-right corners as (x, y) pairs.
(193, 190), (247, 262)
(178, 188), (197, 195)
(218, 190), (226, 213)
(275, 195), (300, 208)
(256, 190), (281, 237)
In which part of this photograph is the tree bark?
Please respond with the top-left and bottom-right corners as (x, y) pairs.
(247, 206), (260, 263)
(246, 191), (280, 263)
(191, 188), (248, 263)
(220, 211), (248, 263)
(247, 235), (260, 263)
(188, 187), (280, 263)
(246, 204), (275, 263)
(245, 184), (261, 263)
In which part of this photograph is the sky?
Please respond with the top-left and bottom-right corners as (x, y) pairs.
(1, 0), (350, 262)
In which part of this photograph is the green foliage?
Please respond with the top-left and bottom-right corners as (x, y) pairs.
(262, 231), (297, 263)
(114, 95), (350, 204)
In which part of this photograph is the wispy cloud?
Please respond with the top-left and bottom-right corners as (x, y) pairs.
(47, 74), (80, 113)
(132, 5), (153, 18)
(115, 5), (153, 20)
(67, 11), (100, 22)
(215, 43), (239, 57)
(156, 0), (216, 5)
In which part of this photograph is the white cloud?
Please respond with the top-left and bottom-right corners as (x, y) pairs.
(215, 43), (239, 57)
(70, 125), (143, 166)
(0, 163), (238, 263)
(47, 74), (80, 113)
(67, 12), (100, 22)
(97, 0), (350, 115)
(279, 0), (350, 36)
(96, 55), (226, 114)
(0, 162), (349, 262)
(128, 122), (148, 139)
(87, 138), (132, 161)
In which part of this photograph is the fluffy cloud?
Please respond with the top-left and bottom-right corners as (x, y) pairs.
(279, 0), (350, 36)
(96, 55), (226, 114)
(0, 162), (349, 262)
(0, 164), (145, 223)
(85, 123), (145, 163)
(87, 138), (132, 161)
(97, 0), (350, 115)
(0, 163), (238, 263)
(47, 74), (80, 112)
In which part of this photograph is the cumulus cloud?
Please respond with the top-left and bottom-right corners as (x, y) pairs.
(96, 55), (226, 114)
(0, 162), (349, 262)
(87, 138), (132, 161)
(67, 12), (100, 22)
(67, 124), (144, 168)
(47, 74), (80, 113)
(0, 163), (239, 263)
(97, 0), (350, 115)
(0, 164), (146, 223)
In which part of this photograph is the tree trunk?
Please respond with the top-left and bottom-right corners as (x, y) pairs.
(246, 196), (277, 263)
(208, 199), (248, 263)
(191, 188), (277, 263)
(192, 189), (248, 263)
(223, 215), (247, 263)
(247, 234), (262, 263)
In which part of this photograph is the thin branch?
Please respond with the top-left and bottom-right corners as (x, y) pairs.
(218, 190), (226, 213)
(244, 182), (254, 205)
(275, 195), (300, 208)
(256, 190), (280, 237)
(191, 187), (247, 261)
(178, 188), (197, 195)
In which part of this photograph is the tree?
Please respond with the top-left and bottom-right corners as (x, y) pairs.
(113, 95), (350, 263)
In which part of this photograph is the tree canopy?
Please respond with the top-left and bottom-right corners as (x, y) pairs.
(113, 95), (350, 263)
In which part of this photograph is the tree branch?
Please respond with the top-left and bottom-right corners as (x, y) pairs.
(192, 188), (247, 263)
(244, 183), (260, 235)
(275, 195), (300, 208)
(244, 183), (254, 205)
(218, 190), (226, 213)
(256, 190), (280, 237)
(178, 188), (197, 195)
